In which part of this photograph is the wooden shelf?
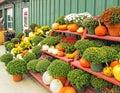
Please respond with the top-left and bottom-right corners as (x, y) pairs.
(29, 71), (51, 92)
(52, 30), (83, 36)
(86, 34), (120, 42)
(71, 61), (120, 87)
(41, 50), (73, 63)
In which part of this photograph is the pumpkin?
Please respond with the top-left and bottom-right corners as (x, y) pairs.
(95, 21), (107, 36)
(56, 44), (64, 51)
(59, 24), (67, 30)
(59, 86), (76, 93)
(52, 23), (60, 30)
(57, 51), (65, 57)
(50, 79), (63, 93)
(110, 61), (120, 68)
(113, 64), (120, 81)
(42, 71), (53, 85)
(103, 66), (113, 77)
(67, 24), (79, 32)
(79, 58), (90, 68)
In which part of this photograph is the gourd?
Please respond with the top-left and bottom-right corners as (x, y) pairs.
(103, 66), (113, 77)
(79, 58), (90, 68)
(52, 23), (60, 30)
(66, 50), (78, 59)
(95, 21), (107, 36)
(52, 48), (58, 55)
(59, 86), (76, 93)
(113, 64), (120, 81)
(57, 51), (65, 57)
(67, 24), (79, 32)
(56, 44), (64, 51)
(42, 71), (53, 85)
(50, 79), (63, 93)
(58, 24), (67, 30)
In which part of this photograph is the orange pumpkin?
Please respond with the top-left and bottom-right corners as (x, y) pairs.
(79, 58), (90, 68)
(110, 61), (120, 68)
(57, 51), (65, 57)
(59, 24), (67, 30)
(56, 44), (64, 51)
(59, 86), (76, 93)
(67, 24), (79, 32)
(95, 25), (107, 36)
(52, 23), (60, 30)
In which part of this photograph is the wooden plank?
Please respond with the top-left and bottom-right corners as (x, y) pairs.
(65, 0), (71, 14)
(78, 0), (86, 13)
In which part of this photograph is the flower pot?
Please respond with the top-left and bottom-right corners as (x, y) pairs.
(90, 63), (103, 72)
(13, 74), (23, 82)
(54, 76), (67, 85)
(106, 23), (120, 36)
(88, 27), (95, 34)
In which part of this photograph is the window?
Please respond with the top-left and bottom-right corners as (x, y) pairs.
(7, 8), (13, 30)
(23, 8), (28, 30)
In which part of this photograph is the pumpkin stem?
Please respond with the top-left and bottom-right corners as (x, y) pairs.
(98, 20), (101, 26)
(105, 62), (109, 66)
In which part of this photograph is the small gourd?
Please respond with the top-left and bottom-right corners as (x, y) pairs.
(110, 61), (120, 68)
(103, 66), (113, 77)
(57, 51), (65, 57)
(58, 24), (67, 30)
(52, 23), (60, 30)
(42, 45), (49, 51)
(50, 79), (63, 93)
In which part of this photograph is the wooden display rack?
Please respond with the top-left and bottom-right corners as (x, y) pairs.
(29, 28), (120, 93)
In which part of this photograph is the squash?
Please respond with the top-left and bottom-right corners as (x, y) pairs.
(52, 23), (60, 30)
(50, 79), (63, 93)
(103, 66), (113, 77)
(79, 58), (90, 68)
(57, 51), (65, 57)
(66, 50), (78, 59)
(67, 24), (79, 32)
(113, 64), (120, 81)
(42, 71), (53, 85)
(95, 21), (107, 36)
(59, 24), (67, 30)
(110, 61), (120, 68)
(21, 49), (28, 56)
(59, 86), (76, 93)
(56, 44), (64, 51)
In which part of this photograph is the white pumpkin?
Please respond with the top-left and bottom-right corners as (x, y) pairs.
(42, 71), (53, 85)
(16, 54), (23, 59)
(50, 79), (63, 93)
(42, 45), (49, 51)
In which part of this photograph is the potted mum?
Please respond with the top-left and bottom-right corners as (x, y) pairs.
(47, 59), (72, 84)
(6, 59), (27, 82)
(67, 69), (90, 92)
(82, 15), (100, 34)
(82, 47), (107, 72)
(100, 6), (120, 36)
